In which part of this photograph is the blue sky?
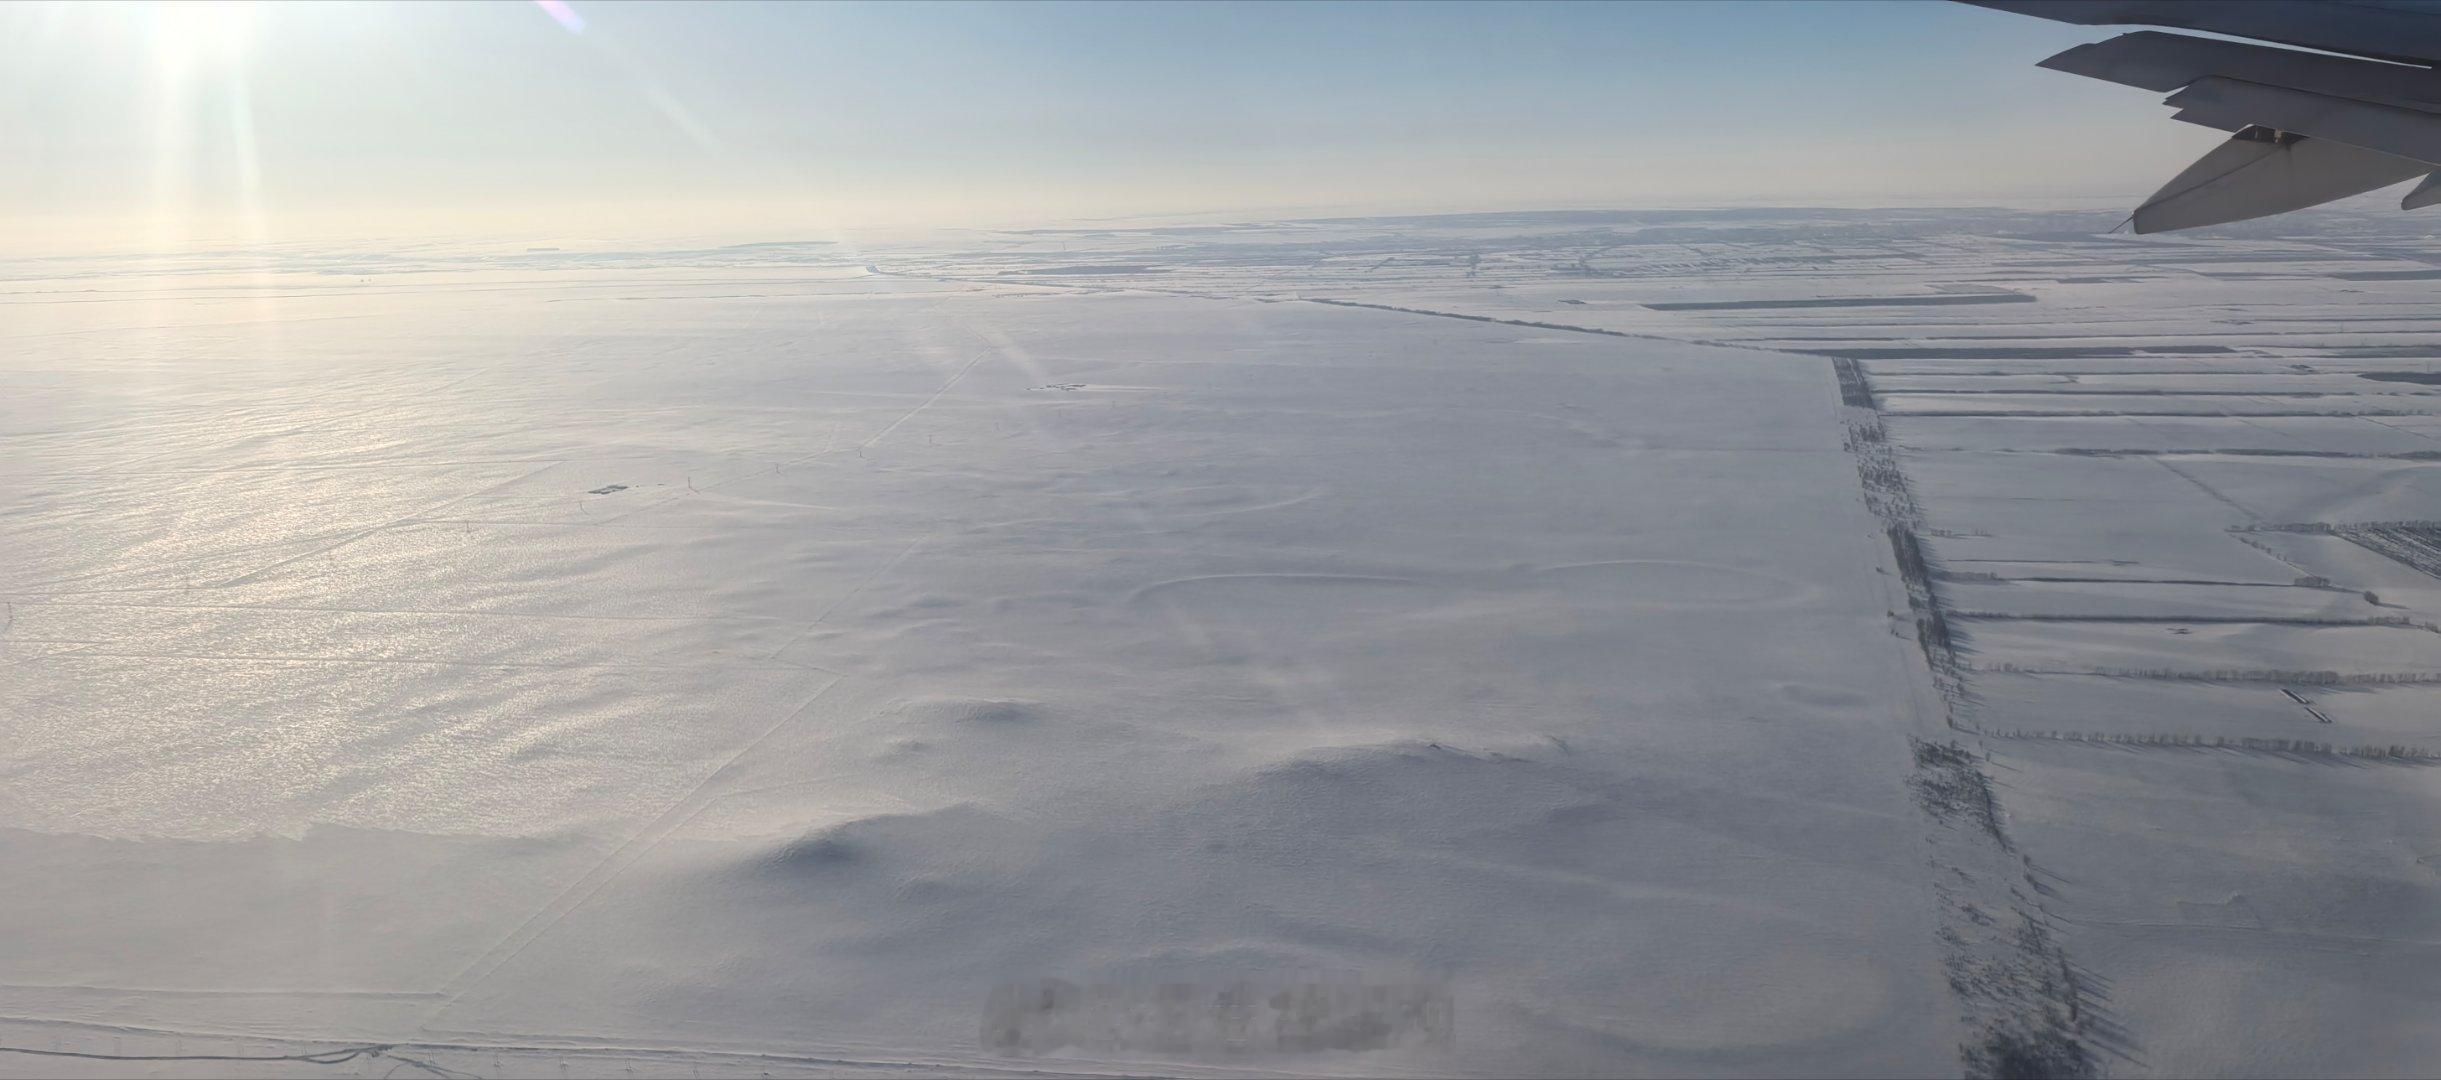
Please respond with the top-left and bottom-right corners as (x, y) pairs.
(3, 1), (2208, 246)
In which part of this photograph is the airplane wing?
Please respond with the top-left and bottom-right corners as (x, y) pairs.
(1965, 0), (2441, 231)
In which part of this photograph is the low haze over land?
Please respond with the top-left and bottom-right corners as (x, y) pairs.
(14, 1), (2194, 251)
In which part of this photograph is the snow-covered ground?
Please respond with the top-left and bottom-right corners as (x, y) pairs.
(5, 206), (2441, 1076)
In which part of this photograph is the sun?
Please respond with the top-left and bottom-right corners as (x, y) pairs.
(130, 0), (270, 251)
(148, 0), (261, 75)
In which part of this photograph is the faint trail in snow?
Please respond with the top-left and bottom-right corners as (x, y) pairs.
(0, 983), (440, 999)
(1291, 296), (1848, 363)
(32, 651), (833, 674)
(430, 675), (846, 1004)
(579, 319), (997, 528)
(0, 1039), (480, 1079)
(0, 311), (390, 343)
(0, 1024), (1143, 1079)
(67, 369), (497, 482)
(1298, 298), (1680, 342)
(1125, 572), (1419, 606)
(22, 458), (569, 476)
(880, 262), (1816, 361)
(3, 598), (795, 625)
(760, 534), (930, 661)
(2358, 415), (2441, 443)
(861, 348), (993, 453)
(2151, 457), (2263, 523)
(0, 1042), (385, 1065)
(214, 460), (570, 588)
(14, 525), (403, 593)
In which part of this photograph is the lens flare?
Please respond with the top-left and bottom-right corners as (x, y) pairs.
(535, 0), (586, 34)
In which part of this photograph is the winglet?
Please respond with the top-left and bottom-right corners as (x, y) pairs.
(2405, 174), (2441, 211)
(2132, 129), (2427, 233)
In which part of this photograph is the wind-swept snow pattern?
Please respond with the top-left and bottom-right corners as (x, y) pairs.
(5, 205), (2441, 1076)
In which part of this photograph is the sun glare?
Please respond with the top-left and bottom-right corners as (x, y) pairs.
(148, 0), (260, 74)
(126, 0), (273, 271)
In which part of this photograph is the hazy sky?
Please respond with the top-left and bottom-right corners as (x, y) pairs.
(4, 0), (2214, 249)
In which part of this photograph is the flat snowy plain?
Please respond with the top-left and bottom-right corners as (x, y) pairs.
(4, 206), (2439, 1077)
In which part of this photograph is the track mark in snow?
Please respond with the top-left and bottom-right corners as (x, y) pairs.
(0, 1043), (391, 1066)
(760, 534), (930, 661)
(1294, 296), (1813, 358)
(2149, 458), (2261, 524)
(1125, 572), (1420, 606)
(432, 675), (846, 1003)
(0, 1020), (1089, 1080)
(213, 461), (571, 588)
(861, 349), (994, 453)
(1530, 559), (1820, 608)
